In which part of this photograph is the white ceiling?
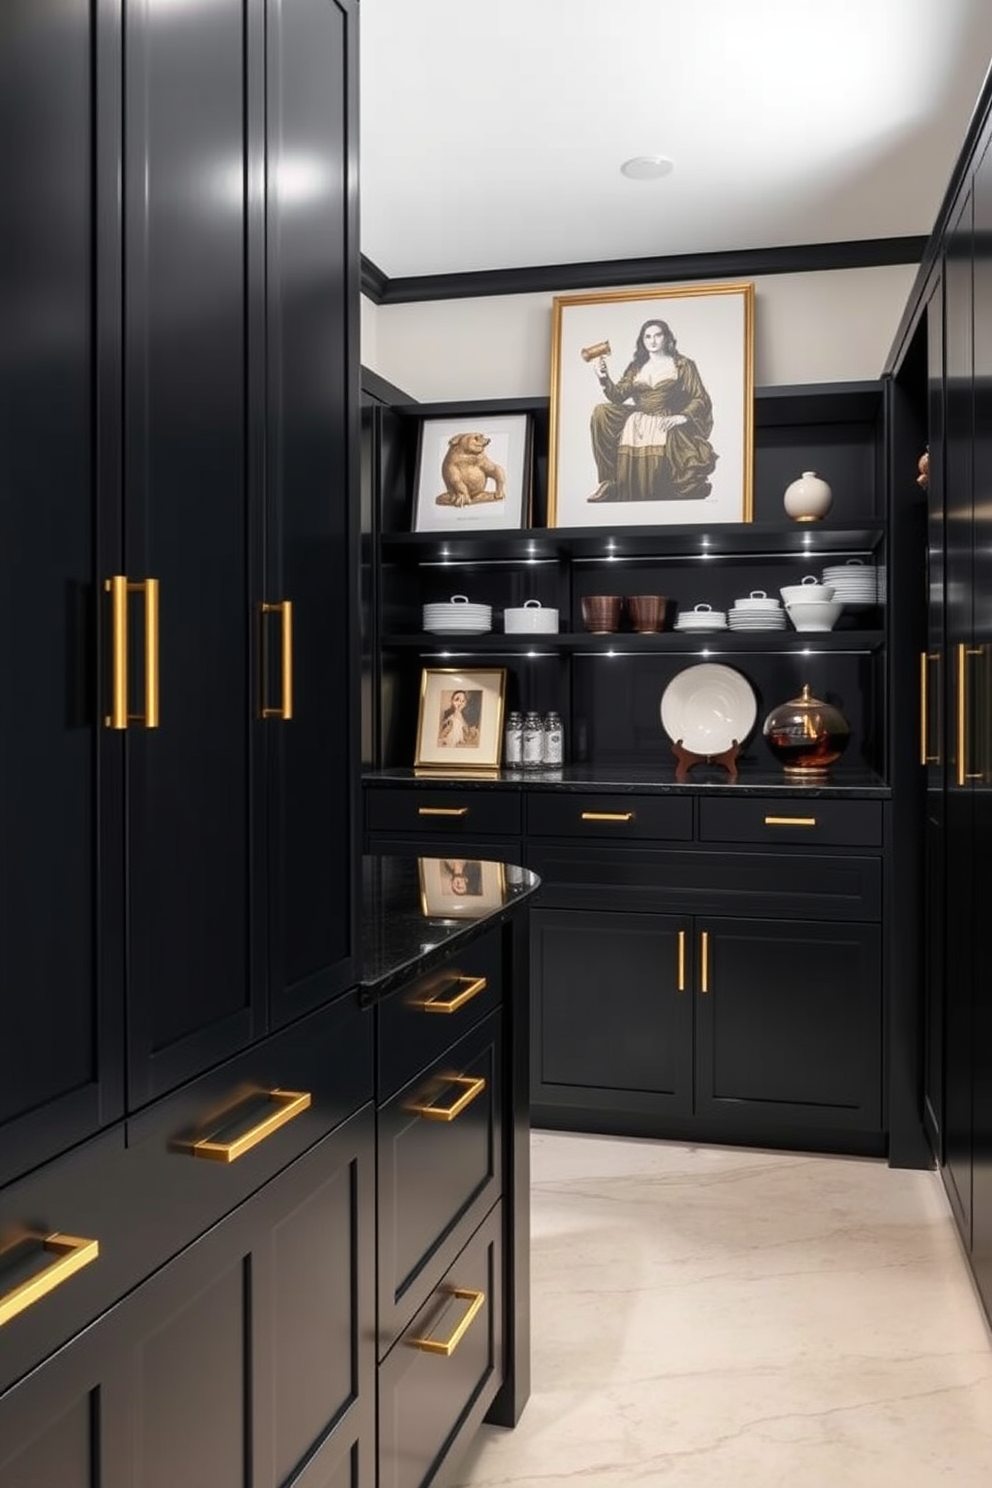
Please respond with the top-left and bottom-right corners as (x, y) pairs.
(359, 0), (992, 282)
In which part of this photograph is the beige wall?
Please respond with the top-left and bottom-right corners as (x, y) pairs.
(362, 264), (917, 403)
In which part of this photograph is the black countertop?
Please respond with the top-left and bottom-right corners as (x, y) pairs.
(360, 854), (540, 1003)
(363, 764), (891, 798)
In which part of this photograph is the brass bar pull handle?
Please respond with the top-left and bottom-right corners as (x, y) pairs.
(764, 816), (816, 827)
(920, 650), (929, 767)
(408, 1075), (486, 1122)
(677, 930), (686, 993)
(141, 578), (160, 728)
(580, 811), (635, 822)
(957, 644), (984, 784)
(409, 1288), (485, 1356)
(0, 1234), (100, 1328)
(105, 575), (129, 729)
(699, 931), (710, 994)
(418, 806), (469, 817)
(190, 1090), (311, 1163)
(261, 601), (294, 721)
(415, 975), (487, 1014)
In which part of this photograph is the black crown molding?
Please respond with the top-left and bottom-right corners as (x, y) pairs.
(360, 237), (927, 307)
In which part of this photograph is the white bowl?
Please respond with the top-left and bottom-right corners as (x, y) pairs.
(504, 600), (559, 634)
(785, 600), (844, 632)
(780, 578), (835, 605)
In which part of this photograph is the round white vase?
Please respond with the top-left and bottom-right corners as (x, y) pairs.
(783, 470), (833, 522)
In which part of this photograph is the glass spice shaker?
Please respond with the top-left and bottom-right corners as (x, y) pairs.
(543, 710), (564, 766)
(521, 711), (545, 769)
(503, 710), (523, 768)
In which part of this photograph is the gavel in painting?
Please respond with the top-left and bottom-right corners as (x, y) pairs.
(580, 340), (611, 362)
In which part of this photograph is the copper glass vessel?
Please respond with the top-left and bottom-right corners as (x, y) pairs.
(762, 684), (850, 777)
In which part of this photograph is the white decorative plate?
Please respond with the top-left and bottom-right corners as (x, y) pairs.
(660, 663), (758, 755)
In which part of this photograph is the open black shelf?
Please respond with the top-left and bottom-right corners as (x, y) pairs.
(382, 630), (886, 655)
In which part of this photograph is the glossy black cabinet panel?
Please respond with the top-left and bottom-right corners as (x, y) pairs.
(123, 0), (259, 1105)
(531, 908), (692, 1118)
(942, 187), (975, 1243)
(969, 135), (992, 1322)
(0, 0), (123, 1182)
(265, 0), (359, 1027)
(694, 917), (882, 1131)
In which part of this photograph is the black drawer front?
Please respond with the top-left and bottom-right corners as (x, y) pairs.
(378, 929), (502, 1103)
(0, 995), (372, 1398)
(378, 1013), (501, 1353)
(698, 798), (884, 847)
(528, 846), (882, 921)
(368, 787), (521, 838)
(378, 1202), (503, 1488)
(527, 793), (693, 841)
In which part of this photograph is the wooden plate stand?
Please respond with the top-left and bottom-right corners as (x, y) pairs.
(671, 739), (742, 783)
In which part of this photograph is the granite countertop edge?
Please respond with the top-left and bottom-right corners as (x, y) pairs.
(362, 768), (891, 799)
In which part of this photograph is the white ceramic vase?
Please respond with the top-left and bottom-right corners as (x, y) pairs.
(783, 470), (833, 522)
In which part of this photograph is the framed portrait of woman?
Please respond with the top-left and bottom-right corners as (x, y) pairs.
(418, 856), (506, 919)
(548, 282), (755, 528)
(413, 667), (507, 769)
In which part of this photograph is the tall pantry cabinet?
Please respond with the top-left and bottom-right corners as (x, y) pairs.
(1, 0), (365, 1480)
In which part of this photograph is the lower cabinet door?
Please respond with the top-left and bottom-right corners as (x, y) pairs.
(0, 1105), (376, 1488)
(530, 907), (693, 1118)
(694, 917), (882, 1132)
(378, 1202), (503, 1488)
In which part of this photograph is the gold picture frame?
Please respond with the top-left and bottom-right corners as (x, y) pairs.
(548, 282), (755, 528)
(418, 856), (507, 919)
(414, 667), (507, 770)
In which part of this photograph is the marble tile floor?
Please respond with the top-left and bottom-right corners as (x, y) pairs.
(453, 1131), (992, 1488)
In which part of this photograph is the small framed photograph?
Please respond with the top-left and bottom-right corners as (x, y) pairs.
(412, 414), (531, 532)
(418, 856), (506, 919)
(414, 667), (507, 770)
(548, 282), (755, 528)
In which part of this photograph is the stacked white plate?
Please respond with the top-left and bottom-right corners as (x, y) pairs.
(728, 591), (785, 631)
(423, 595), (492, 634)
(821, 560), (877, 611)
(674, 603), (727, 633)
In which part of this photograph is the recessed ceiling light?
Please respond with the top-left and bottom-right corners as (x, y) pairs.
(620, 155), (674, 181)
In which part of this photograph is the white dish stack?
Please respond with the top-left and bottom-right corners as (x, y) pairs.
(674, 603), (727, 633)
(727, 590), (785, 632)
(422, 594), (493, 634)
(821, 560), (878, 611)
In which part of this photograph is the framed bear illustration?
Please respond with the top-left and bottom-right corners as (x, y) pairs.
(412, 414), (532, 532)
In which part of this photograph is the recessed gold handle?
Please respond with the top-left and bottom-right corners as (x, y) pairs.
(408, 1075), (486, 1122)
(104, 576), (160, 729)
(414, 975), (487, 1014)
(418, 806), (469, 817)
(409, 1288), (485, 1356)
(677, 930), (686, 992)
(580, 811), (635, 822)
(957, 643), (984, 785)
(764, 816), (816, 827)
(189, 1089), (311, 1163)
(0, 1234), (100, 1328)
(920, 650), (929, 767)
(699, 931), (710, 994)
(261, 600), (294, 721)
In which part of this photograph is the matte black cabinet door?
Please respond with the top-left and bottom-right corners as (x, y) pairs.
(530, 908), (693, 1118)
(122, 0), (263, 1105)
(265, 0), (359, 1026)
(694, 917), (882, 1132)
(0, 0), (123, 1184)
(0, 1106), (376, 1488)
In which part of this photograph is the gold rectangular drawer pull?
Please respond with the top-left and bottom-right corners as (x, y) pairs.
(408, 1075), (486, 1122)
(409, 1288), (486, 1356)
(763, 816), (816, 827)
(677, 929), (686, 993)
(580, 811), (635, 822)
(190, 1090), (311, 1163)
(418, 806), (469, 817)
(415, 974), (488, 1014)
(699, 931), (710, 994)
(0, 1234), (100, 1329)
